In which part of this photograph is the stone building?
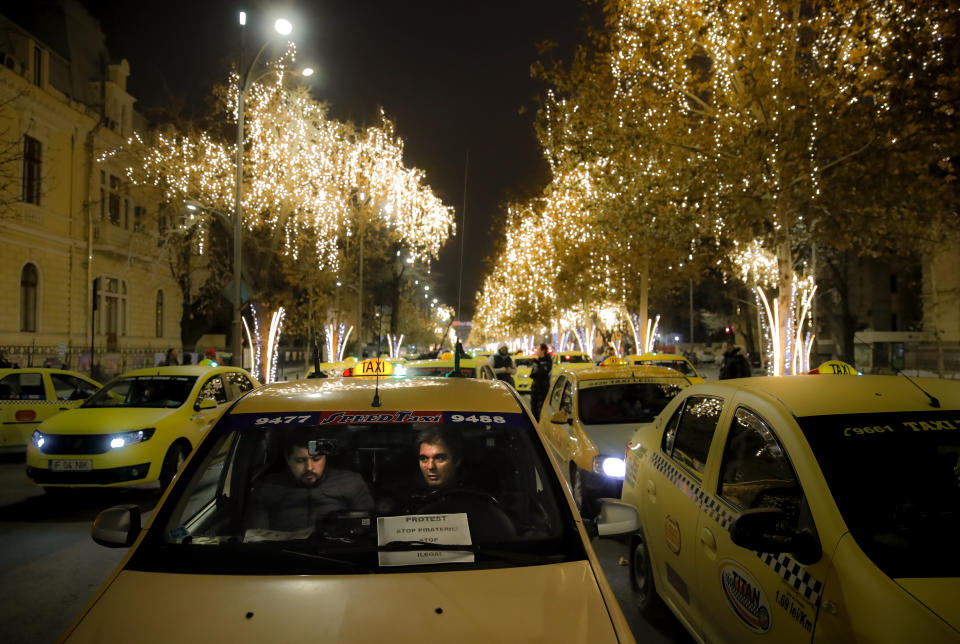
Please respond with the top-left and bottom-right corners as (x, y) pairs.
(0, 1), (181, 377)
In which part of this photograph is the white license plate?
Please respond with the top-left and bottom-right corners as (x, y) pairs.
(50, 459), (93, 472)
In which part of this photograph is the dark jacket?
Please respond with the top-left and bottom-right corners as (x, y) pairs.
(247, 467), (375, 531)
(492, 351), (516, 386)
(529, 354), (553, 395)
(719, 347), (752, 380)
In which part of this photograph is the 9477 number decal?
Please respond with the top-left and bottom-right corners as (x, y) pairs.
(254, 415), (313, 425)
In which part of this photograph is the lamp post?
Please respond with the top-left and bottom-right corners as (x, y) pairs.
(232, 12), (296, 368)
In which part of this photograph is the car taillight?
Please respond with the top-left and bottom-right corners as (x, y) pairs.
(15, 409), (37, 421)
(342, 368), (354, 376)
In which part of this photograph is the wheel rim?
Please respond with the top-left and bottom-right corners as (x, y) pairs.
(632, 537), (652, 599)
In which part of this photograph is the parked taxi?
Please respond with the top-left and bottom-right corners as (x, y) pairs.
(538, 365), (690, 515)
(400, 355), (495, 380)
(619, 375), (960, 642)
(623, 353), (704, 383)
(1, 368), (101, 451)
(555, 351), (595, 371)
(26, 365), (258, 490)
(64, 377), (637, 643)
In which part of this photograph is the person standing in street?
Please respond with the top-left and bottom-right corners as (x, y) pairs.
(198, 348), (219, 367)
(492, 344), (516, 387)
(163, 348), (180, 366)
(719, 342), (752, 379)
(529, 343), (553, 421)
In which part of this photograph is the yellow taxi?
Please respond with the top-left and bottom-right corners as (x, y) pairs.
(619, 375), (960, 642)
(555, 351), (595, 371)
(65, 377), (637, 643)
(623, 353), (704, 383)
(305, 356), (358, 379)
(0, 368), (101, 451)
(400, 355), (496, 380)
(26, 365), (258, 490)
(512, 354), (539, 396)
(538, 365), (691, 516)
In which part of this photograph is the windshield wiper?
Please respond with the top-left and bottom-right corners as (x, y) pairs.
(281, 548), (370, 571)
(379, 540), (555, 564)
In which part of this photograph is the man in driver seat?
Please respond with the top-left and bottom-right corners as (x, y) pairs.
(247, 429), (374, 531)
(418, 427), (463, 489)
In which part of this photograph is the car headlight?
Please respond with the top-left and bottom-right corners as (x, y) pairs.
(593, 456), (626, 478)
(31, 430), (46, 449)
(109, 428), (156, 449)
(393, 365), (407, 376)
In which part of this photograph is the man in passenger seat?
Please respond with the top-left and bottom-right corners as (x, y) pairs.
(246, 429), (374, 531)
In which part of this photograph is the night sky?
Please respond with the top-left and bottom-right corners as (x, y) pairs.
(77, 0), (587, 318)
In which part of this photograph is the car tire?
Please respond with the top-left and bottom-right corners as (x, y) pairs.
(630, 528), (667, 618)
(159, 441), (189, 490)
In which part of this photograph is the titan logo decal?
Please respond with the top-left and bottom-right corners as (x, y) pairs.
(720, 561), (771, 633)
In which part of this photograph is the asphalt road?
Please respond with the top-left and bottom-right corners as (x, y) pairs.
(0, 452), (694, 643)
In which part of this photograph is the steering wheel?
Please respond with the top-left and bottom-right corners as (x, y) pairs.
(415, 487), (517, 539)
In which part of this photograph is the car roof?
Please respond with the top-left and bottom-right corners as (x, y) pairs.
(232, 377), (521, 414)
(564, 365), (690, 382)
(404, 357), (482, 368)
(625, 353), (690, 361)
(704, 375), (960, 417)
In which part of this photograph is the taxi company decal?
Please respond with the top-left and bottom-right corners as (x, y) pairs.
(319, 411), (442, 424)
(720, 560), (771, 633)
(664, 515), (682, 554)
(580, 377), (670, 389)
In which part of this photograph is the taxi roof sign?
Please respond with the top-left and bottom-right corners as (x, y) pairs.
(346, 358), (395, 377)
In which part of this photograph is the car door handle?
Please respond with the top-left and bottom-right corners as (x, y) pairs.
(646, 479), (656, 502)
(700, 527), (717, 556)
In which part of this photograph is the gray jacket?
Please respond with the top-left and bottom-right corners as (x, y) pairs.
(247, 467), (375, 531)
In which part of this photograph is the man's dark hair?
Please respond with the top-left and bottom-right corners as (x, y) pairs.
(283, 428), (317, 458)
(416, 426), (463, 464)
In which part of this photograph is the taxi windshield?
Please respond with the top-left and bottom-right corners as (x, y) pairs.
(82, 375), (197, 409)
(131, 412), (584, 575)
(578, 382), (684, 425)
(798, 411), (960, 578)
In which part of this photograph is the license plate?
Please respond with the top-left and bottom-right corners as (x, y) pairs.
(50, 459), (93, 472)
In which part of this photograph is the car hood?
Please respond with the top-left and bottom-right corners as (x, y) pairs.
(896, 578), (960, 633)
(582, 422), (642, 457)
(39, 407), (178, 432)
(65, 561), (620, 643)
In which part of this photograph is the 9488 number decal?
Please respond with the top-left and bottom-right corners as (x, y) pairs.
(449, 414), (506, 424)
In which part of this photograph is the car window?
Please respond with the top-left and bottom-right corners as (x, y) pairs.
(224, 372), (254, 400)
(642, 359), (694, 376)
(50, 374), (99, 401)
(135, 412), (588, 575)
(199, 376), (228, 404)
(577, 381), (685, 424)
(719, 407), (800, 517)
(662, 395), (723, 474)
(0, 373), (45, 400)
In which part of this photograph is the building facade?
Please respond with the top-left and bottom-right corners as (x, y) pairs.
(0, 1), (181, 378)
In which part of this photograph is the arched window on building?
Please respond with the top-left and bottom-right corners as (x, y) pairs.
(96, 276), (128, 337)
(20, 263), (38, 332)
(156, 290), (164, 338)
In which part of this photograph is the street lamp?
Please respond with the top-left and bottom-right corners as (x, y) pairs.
(232, 12), (294, 369)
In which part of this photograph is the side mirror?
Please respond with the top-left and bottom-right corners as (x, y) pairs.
(195, 397), (218, 411)
(730, 508), (821, 565)
(550, 410), (572, 425)
(92, 504), (142, 548)
(596, 498), (640, 537)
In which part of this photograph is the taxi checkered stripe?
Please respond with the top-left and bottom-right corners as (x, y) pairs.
(651, 449), (822, 606)
(1, 400), (59, 404)
(758, 552), (823, 605)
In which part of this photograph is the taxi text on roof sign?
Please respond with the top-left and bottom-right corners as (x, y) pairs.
(345, 359), (395, 377)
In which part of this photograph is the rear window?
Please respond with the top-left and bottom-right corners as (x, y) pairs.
(403, 366), (476, 378)
(131, 410), (585, 575)
(799, 411), (960, 578)
(578, 381), (685, 424)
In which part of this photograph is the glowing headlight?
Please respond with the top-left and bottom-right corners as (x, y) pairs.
(393, 365), (407, 376)
(31, 430), (46, 449)
(595, 456), (626, 478)
(108, 428), (155, 449)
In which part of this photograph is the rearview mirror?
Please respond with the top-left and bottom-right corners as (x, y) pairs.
(92, 504), (141, 548)
(195, 397), (218, 411)
(730, 508), (821, 565)
(596, 498), (639, 537)
(550, 410), (572, 425)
